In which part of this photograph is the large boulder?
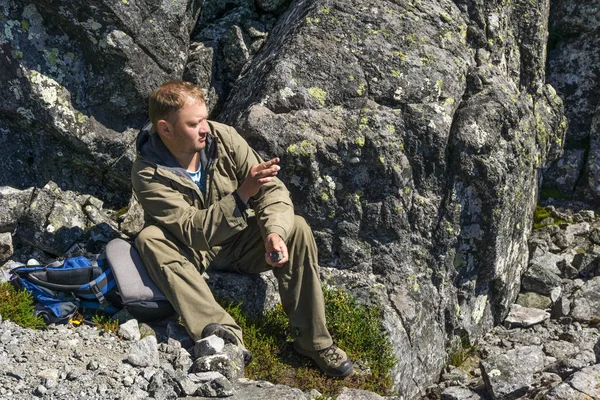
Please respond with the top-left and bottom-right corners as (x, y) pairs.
(544, 0), (600, 202)
(0, 0), (201, 204)
(219, 0), (564, 396)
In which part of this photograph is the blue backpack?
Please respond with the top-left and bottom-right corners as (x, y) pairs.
(10, 239), (175, 324)
(10, 255), (121, 324)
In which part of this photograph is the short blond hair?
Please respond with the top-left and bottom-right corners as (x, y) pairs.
(148, 80), (205, 129)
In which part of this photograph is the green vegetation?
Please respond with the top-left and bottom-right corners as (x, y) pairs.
(0, 282), (45, 329)
(447, 334), (479, 372)
(221, 286), (396, 397)
(533, 205), (567, 229)
(91, 313), (119, 335)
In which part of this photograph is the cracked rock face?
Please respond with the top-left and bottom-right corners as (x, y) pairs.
(0, 0), (201, 204)
(544, 0), (600, 203)
(219, 0), (565, 396)
(0, 0), (578, 398)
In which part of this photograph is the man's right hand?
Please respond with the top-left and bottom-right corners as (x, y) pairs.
(237, 157), (280, 203)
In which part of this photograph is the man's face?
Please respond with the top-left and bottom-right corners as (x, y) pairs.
(168, 98), (210, 153)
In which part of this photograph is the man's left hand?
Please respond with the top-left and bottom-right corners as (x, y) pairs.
(265, 233), (289, 267)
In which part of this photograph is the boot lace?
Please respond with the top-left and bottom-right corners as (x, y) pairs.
(319, 344), (343, 364)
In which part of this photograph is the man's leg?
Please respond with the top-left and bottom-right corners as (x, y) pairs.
(213, 215), (332, 351)
(135, 224), (244, 344)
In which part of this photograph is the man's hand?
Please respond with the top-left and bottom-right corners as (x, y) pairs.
(237, 158), (280, 204)
(265, 232), (288, 267)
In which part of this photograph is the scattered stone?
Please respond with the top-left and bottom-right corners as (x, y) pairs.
(118, 319), (141, 341)
(194, 335), (225, 358)
(504, 304), (550, 328)
(0, 232), (13, 263)
(544, 350), (596, 379)
(128, 336), (160, 367)
(567, 364), (600, 398)
(480, 345), (545, 399)
(570, 276), (600, 322)
(197, 375), (235, 397)
(336, 387), (384, 400)
(440, 386), (481, 400)
(516, 292), (552, 310)
(521, 263), (563, 296)
(192, 354), (235, 380)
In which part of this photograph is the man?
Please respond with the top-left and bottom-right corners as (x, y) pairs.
(132, 80), (353, 378)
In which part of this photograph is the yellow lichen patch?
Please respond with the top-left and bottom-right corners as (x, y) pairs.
(308, 87), (327, 105)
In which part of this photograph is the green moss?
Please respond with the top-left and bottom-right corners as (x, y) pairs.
(222, 286), (396, 396)
(0, 282), (45, 329)
(308, 87), (327, 105)
(319, 6), (330, 14)
(391, 69), (401, 78)
(533, 205), (568, 229)
(21, 20), (30, 31)
(355, 136), (366, 147)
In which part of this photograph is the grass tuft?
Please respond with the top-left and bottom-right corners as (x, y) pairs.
(91, 313), (119, 335)
(0, 281), (45, 329)
(221, 285), (396, 397)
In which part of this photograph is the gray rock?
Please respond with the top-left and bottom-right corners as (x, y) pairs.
(567, 364), (600, 398)
(192, 354), (235, 380)
(528, 252), (564, 277)
(128, 336), (159, 367)
(336, 387), (384, 400)
(546, 382), (592, 399)
(118, 319), (141, 341)
(0, 233), (13, 263)
(504, 304), (550, 328)
(590, 227), (600, 245)
(441, 386), (481, 400)
(189, 371), (226, 383)
(194, 335), (225, 358)
(544, 350), (596, 379)
(174, 348), (193, 372)
(516, 292), (552, 310)
(175, 374), (200, 397)
(570, 276), (600, 322)
(480, 345), (546, 400)
(542, 340), (579, 360)
(0, 187), (34, 234)
(205, 270), (280, 318)
(542, 150), (586, 199)
(256, 0), (288, 13)
(197, 375), (235, 397)
(522, 263), (563, 296)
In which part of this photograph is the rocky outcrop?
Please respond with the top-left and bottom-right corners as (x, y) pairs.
(218, 0), (565, 396)
(544, 0), (600, 203)
(423, 205), (600, 399)
(0, 0), (573, 398)
(0, 0), (201, 204)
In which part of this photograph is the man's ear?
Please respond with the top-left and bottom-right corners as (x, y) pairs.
(156, 120), (172, 139)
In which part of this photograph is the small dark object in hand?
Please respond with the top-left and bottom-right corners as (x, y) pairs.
(269, 251), (283, 263)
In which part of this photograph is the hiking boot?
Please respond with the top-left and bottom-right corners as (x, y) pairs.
(293, 342), (353, 378)
(201, 323), (253, 365)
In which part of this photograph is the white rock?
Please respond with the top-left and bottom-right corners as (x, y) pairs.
(118, 319), (141, 341)
(194, 335), (225, 358)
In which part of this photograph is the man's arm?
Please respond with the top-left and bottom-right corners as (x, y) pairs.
(224, 126), (296, 242)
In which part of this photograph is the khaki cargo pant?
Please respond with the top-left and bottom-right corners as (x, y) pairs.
(135, 214), (333, 352)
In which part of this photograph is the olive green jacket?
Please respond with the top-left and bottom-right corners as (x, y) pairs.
(131, 120), (295, 251)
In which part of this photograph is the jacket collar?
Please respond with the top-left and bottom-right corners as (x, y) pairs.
(136, 122), (218, 175)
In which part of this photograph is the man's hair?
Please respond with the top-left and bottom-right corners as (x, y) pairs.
(148, 80), (205, 129)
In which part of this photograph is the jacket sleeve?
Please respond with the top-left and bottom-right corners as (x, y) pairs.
(225, 126), (296, 242)
(133, 162), (248, 251)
